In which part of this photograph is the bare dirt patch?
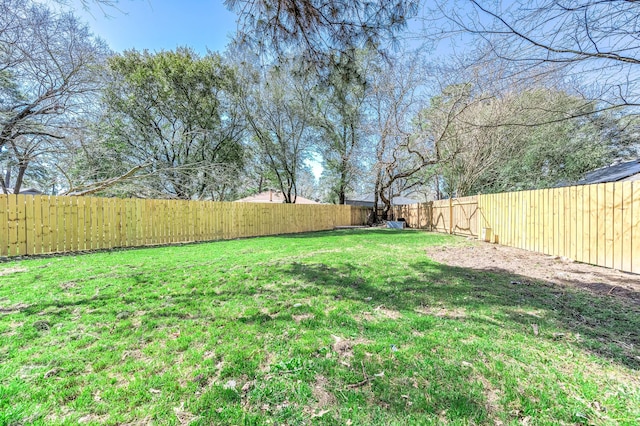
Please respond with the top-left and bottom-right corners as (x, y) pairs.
(259, 351), (274, 373)
(302, 374), (337, 419)
(311, 375), (337, 407)
(373, 305), (402, 319)
(426, 242), (640, 304)
(0, 266), (27, 276)
(173, 403), (199, 426)
(331, 335), (370, 358)
(78, 414), (110, 424)
(356, 306), (402, 323)
(260, 307), (280, 319)
(0, 303), (30, 314)
(474, 374), (501, 416)
(358, 312), (376, 322)
(59, 281), (78, 290)
(120, 349), (153, 363)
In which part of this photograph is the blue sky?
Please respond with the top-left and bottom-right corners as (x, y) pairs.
(60, 0), (239, 54)
(58, 1), (447, 56)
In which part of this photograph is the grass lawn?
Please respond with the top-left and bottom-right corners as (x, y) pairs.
(0, 229), (638, 425)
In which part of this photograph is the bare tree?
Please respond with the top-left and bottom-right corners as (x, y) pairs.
(238, 58), (315, 203)
(367, 53), (437, 219)
(0, 0), (109, 194)
(431, 0), (640, 111)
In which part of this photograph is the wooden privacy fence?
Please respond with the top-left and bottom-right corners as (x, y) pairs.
(0, 195), (370, 257)
(478, 181), (640, 274)
(391, 204), (431, 229)
(394, 181), (640, 274)
(351, 205), (371, 226)
(392, 195), (479, 237)
(433, 196), (479, 236)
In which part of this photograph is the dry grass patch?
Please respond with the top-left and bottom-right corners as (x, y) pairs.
(292, 313), (315, 323)
(0, 303), (30, 314)
(311, 375), (336, 407)
(374, 305), (402, 319)
(415, 305), (467, 319)
(0, 266), (27, 276)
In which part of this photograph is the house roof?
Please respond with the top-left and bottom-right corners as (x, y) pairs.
(234, 190), (320, 204)
(3, 188), (43, 195)
(577, 159), (640, 185)
(346, 195), (419, 206)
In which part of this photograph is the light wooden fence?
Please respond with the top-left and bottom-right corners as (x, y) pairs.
(392, 195), (479, 237)
(0, 195), (370, 257)
(395, 181), (640, 274)
(392, 203), (431, 230)
(351, 205), (371, 226)
(478, 181), (640, 274)
(433, 196), (479, 236)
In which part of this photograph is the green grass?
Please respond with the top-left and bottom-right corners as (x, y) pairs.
(0, 229), (638, 425)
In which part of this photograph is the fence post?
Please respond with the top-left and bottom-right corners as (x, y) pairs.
(430, 202), (434, 230)
(449, 198), (453, 234)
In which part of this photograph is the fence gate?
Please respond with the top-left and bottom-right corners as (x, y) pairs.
(394, 196), (478, 237)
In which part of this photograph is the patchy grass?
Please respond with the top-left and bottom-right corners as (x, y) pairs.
(0, 229), (638, 425)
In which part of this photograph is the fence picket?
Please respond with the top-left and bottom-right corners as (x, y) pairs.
(632, 182), (640, 273)
(0, 195), (8, 256)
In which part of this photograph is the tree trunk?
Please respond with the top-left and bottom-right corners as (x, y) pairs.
(258, 175), (264, 194)
(338, 160), (347, 204)
(12, 161), (28, 195)
(378, 182), (392, 221)
(373, 174), (381, 222)
(2, 168), (10, 194)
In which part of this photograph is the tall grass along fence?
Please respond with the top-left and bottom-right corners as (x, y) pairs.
(394, 181), (640, 274)
(0, 195), (370, 257)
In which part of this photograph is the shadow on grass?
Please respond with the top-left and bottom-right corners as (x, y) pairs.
(283, 259), (640, 370)
(275, 228), (422, 239)
(11, 235), (638, 372)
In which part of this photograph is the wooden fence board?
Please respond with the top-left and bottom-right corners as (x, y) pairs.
(16, 195), (27, 255)
(587, 185), (596, 265)
(41, 196), (51, 254)
(0, 195), (8, 256)
(25, 195), (35, 255)
(575, 186), (584, 262)
(62, 196), (71, 252)
(595, 184), (604, 267)
(604, 183), (615, 269)
(75, 197), (84, 251)
(7, 195), (18, 256)
(632, 182), (640, 273)
(621, 183), (633, 273)
(613, 182), (624, 271)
